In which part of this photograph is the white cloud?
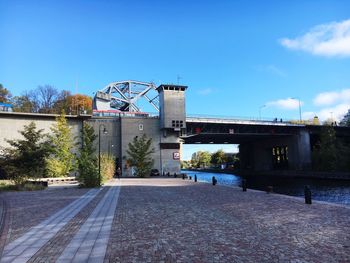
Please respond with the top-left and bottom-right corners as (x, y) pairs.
(313, 89), (350, 106)
(280, 19), (350, 57)
(197, 88), (213, 95)
(267, 98), (302, 110)
(317, 104), (350, 122)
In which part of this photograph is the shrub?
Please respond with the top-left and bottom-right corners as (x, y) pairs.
(100, 154), (115, 183)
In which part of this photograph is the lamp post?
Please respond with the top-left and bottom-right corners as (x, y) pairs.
(98, 124), (108, 186)
(259, 105), (266, 120)
(292, 97), (302, 123)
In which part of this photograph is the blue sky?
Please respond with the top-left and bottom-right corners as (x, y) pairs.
(1, 0), (350, 159)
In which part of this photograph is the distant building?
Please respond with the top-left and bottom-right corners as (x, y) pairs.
(0, 103), (13, 112)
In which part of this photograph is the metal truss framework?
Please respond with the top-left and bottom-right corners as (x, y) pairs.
(94, 80), (159, 112)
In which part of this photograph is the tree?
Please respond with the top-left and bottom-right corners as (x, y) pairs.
(191, 151), (211, 168)
(52, 90), (72, 113)
(36, 85), (59, 113)
(11, 92), (38, 112)
(126, 134), (155, 177)
(68, 94), (93, 114)
(0, 84), (12, 103)
(46, 111), (76, 177)
(1, 122), (48, 185)
(211, 149), (227, 167)
(77, 123), (99, 187)
(340, 109), (350, 127)
(53, 93), (93, 114)
(312, 125), (338, 171)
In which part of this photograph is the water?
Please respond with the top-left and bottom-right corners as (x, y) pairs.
(183, 170), (350, 206)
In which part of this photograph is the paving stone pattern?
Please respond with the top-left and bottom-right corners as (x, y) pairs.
(0, 178), (349, 262)
(28, 187), (109, 263)
(1, 188), (100, 262)
(57, 182), (120, 262)
(105, 178), (350, 263)
(1, 188), (90, 243)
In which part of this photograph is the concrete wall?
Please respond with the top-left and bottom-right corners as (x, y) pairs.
(0, 112), (84, 150)
(120, 117), (161, 176)
(87, 117), (121, 160)
(118, 117), (182, 176)
(0, 112), (182, 177)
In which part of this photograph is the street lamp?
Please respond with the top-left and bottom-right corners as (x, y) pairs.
(292, 97), (302, 123)
(98, 124), (108, 186)
(259, 105), (266, 120)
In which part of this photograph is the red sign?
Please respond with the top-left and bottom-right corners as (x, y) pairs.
(173, 152), (180, 160)
(195, 127), (201, 134)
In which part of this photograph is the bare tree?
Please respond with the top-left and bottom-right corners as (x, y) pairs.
(36, 85), (59, 113)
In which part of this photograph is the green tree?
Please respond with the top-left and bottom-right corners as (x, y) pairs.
(126, 134), (154, 177)
(46, 111), (76, 177)
(312, 125), (338, 171)
(0, 84), (12, 103)
(1, 122), (48, 185)
(191, 151), (211, 168)
(211, 149), (227, 167)
(77, 123), (99, 187)
(181, 160), (191, 169)
(340, 109), (350, 127)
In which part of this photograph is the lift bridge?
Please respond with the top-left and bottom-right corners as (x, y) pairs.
(93, 80), (160, 113)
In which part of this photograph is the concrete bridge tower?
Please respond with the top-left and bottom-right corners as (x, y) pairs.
(157, 84), (187, 175)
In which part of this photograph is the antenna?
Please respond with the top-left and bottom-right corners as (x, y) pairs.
(177, 74), (182, 84)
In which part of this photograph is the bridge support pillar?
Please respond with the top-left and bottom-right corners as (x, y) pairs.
(239, 128), (311, 172)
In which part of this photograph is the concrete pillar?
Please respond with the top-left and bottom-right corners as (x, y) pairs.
(295, 129), (312, 170)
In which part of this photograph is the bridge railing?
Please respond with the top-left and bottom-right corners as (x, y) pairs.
(186, 114), (308, 126)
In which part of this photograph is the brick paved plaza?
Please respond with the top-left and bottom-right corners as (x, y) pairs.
(0, 178), (349, 262)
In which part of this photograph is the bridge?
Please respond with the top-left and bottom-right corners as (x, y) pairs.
(1, 80), (349, 176)
(91, 80), (350, 174)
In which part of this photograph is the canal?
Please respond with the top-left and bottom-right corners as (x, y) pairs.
(183, 170), (350, 206)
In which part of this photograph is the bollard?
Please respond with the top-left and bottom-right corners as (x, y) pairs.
(174, 173), (177, 178)
(163, 171), (165, 177)
(194, 174), (197, 182)
(182, 174), (185, 180)
(266, 186), (273, 194)
(242, 179), (247, 192)
(189, 176), (192, 180)
(304, 185), (312, 204)
(212, 176), (217, 186)
(167, 172), (170, 177)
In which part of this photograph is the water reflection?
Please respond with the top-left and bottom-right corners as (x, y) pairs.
(183, 170), (350, 206)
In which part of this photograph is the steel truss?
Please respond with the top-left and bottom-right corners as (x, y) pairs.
(94, 80), (159, 112)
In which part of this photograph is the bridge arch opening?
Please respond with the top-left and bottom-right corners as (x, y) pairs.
(181, 143), (239, 169)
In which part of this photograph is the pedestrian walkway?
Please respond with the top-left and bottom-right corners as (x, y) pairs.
(57, 183), (120, 262)
(0, 188), (101, 263)
(0, 178), (349, 263)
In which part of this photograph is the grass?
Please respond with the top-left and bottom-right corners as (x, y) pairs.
(0, 180), (45, 191)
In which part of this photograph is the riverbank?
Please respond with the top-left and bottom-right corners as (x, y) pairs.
(183, 170), (350, 206)
(187, 168), (350, 180)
